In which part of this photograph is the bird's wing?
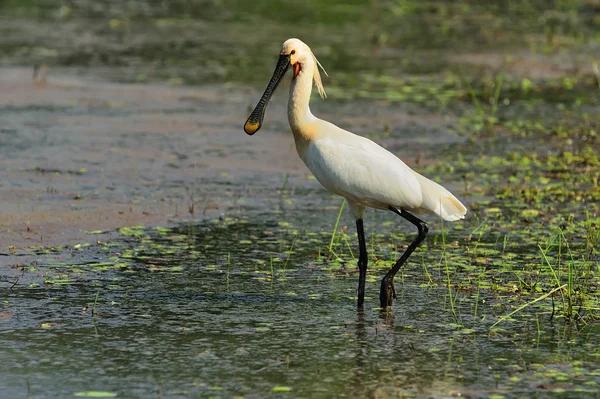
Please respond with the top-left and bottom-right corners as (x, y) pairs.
(305, 127), (423, 210)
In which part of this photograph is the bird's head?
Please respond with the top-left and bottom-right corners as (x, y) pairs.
(280, 38), (327, 98)
(244, 38), (327, 135)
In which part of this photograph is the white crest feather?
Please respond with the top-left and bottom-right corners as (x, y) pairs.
(311, 50), (328, 99)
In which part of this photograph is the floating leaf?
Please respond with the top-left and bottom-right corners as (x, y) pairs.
(74, 392), (117, 397)
(272, 386), (292, 392)
(485, 207), (502, 214)
(520, 209), (540, 218)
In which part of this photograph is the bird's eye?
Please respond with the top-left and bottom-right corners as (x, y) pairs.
(291, 50), (296, 55)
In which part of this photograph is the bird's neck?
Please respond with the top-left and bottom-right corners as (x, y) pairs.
(287, 64), (315, 133)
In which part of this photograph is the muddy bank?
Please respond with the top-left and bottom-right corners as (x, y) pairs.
(0, 66), (464, 262)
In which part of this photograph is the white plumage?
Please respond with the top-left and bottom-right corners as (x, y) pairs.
(244, 38), (466, 309)
(302, 120), (466, 221)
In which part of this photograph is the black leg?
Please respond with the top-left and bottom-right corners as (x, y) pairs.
(356, 218), (368, 308)
(380, 207), (429, 309)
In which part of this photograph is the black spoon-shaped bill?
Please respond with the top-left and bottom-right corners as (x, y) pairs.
(244, 54), (291, 135)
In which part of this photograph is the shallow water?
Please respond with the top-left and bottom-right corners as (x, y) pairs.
(2, 215), (600, 398)
(1, 0), (599, 398)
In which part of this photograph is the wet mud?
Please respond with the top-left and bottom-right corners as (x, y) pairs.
(0, 66), (463, 257)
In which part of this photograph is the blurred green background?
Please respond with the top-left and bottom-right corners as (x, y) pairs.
(1, 0), (598, 92)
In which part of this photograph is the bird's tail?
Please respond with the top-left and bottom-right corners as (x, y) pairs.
(415, 173), (467, 221)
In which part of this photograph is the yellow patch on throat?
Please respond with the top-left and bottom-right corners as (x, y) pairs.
(293, 63), (301, 78)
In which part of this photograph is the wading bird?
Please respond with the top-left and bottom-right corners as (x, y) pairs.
(244, 38), (467, 309)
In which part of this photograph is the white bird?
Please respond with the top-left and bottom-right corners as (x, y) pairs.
(244, 38), (467, 309)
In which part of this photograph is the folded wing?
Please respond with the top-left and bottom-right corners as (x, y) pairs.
(305, 124), (466, 221)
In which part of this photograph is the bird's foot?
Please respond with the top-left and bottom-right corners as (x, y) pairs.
(379, 277), (397, 309)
